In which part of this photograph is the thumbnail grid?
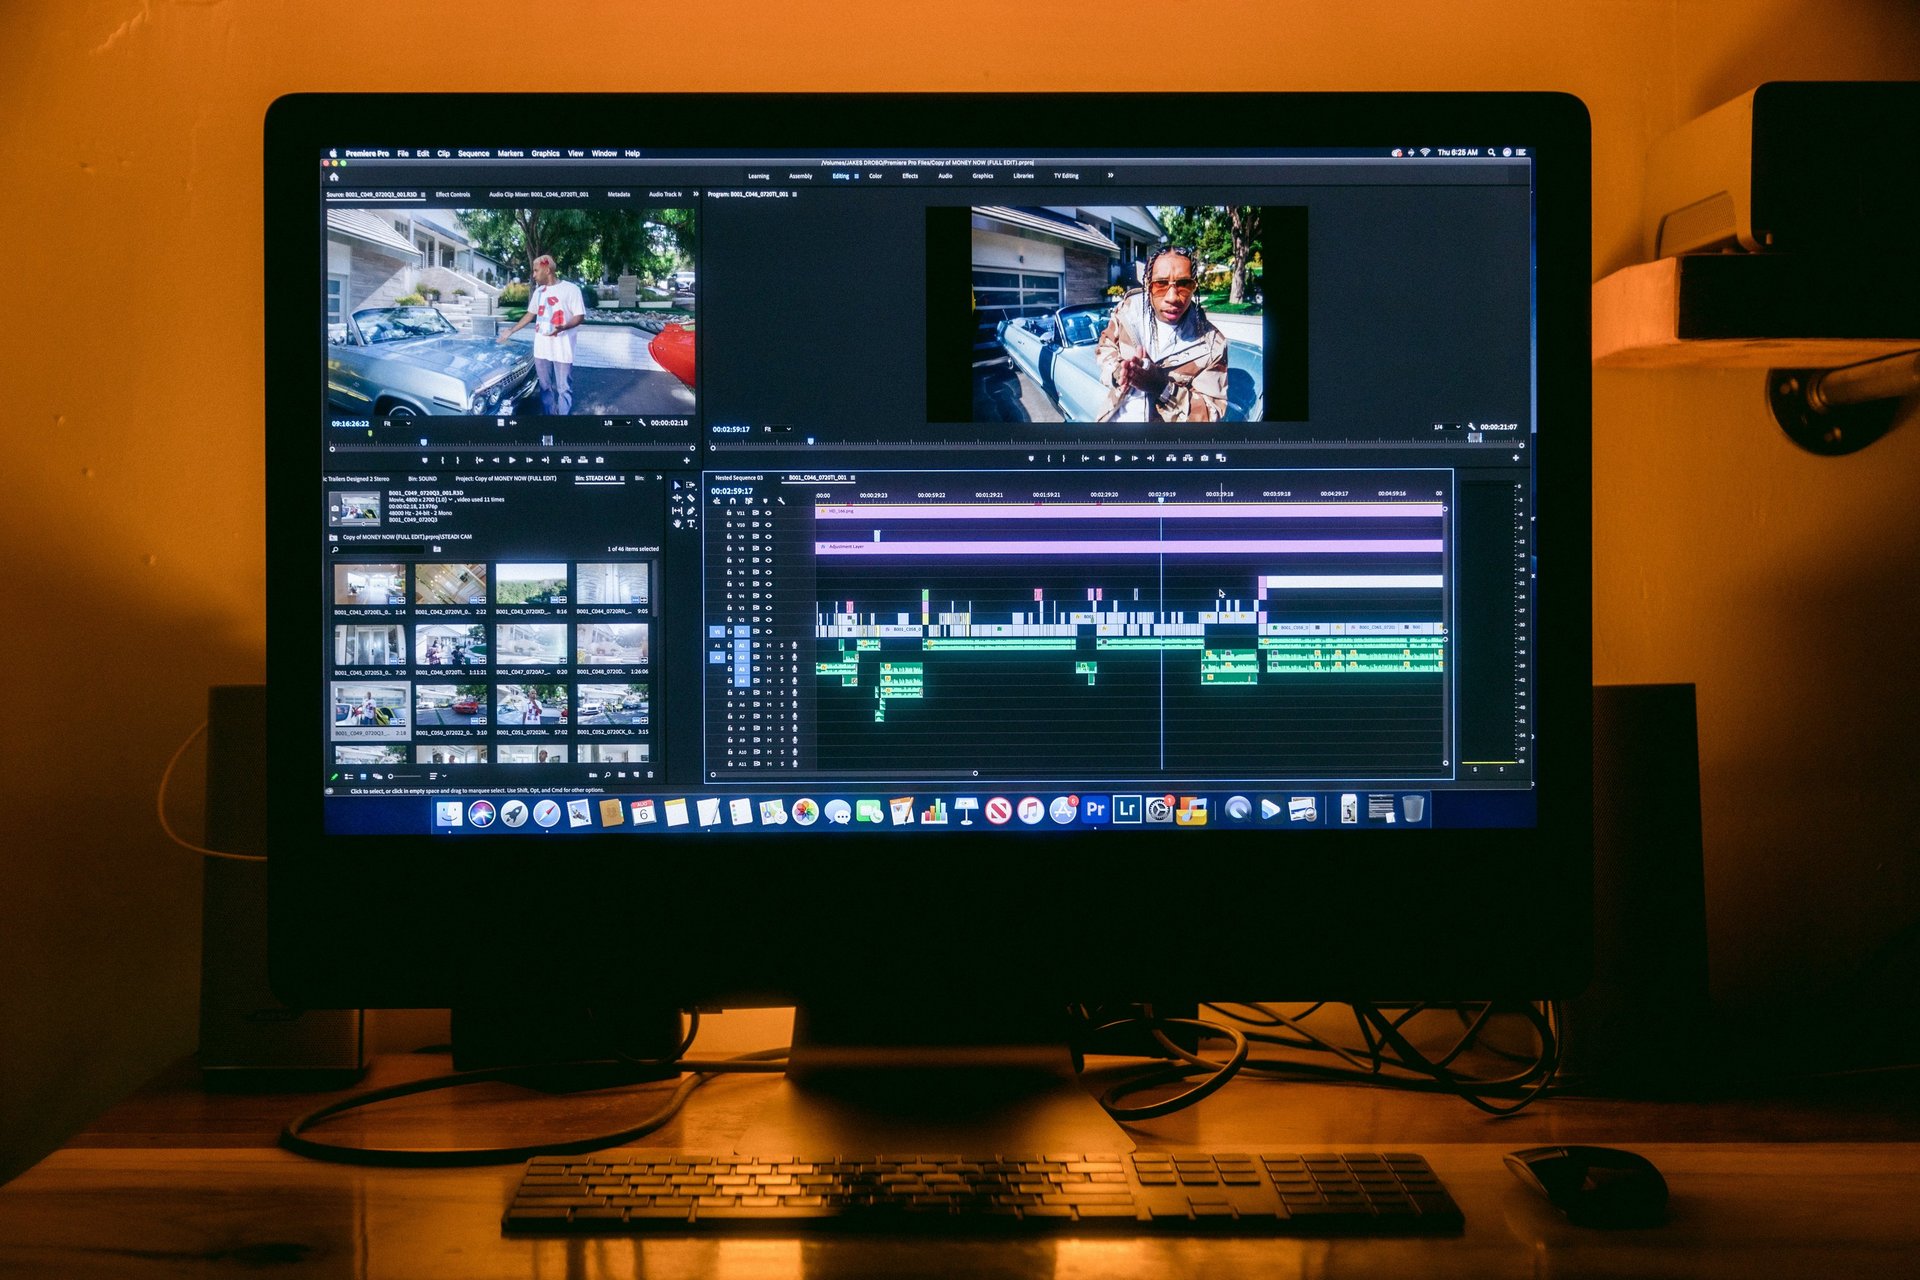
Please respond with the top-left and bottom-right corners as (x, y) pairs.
(329, 560), (653, 773)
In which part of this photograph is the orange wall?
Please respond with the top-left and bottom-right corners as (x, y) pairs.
(2, 0), (1916, 1181)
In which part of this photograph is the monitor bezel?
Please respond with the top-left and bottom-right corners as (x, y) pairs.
(267, 92), (1591, 1010)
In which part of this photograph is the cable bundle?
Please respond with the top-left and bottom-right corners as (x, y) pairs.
(1084, 1000), (1562, 1120)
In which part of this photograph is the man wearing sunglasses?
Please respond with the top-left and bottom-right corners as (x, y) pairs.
(1094, 245), (1230, 423)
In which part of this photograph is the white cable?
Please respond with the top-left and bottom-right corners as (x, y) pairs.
(157, 720), (267, 862)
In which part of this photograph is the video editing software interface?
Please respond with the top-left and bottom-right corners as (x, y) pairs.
(316, 141), (1538, 837)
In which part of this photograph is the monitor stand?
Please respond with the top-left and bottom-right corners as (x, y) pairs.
(736, 1000), (1134, 1156)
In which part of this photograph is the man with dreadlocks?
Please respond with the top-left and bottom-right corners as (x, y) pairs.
(1093, 245), (1230, 423)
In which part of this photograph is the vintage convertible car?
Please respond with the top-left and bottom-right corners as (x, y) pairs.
(996, 301), (1264, 422)
(327, 306), (533, 418)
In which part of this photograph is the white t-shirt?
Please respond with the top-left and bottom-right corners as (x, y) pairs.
(530, 281), (586, 363)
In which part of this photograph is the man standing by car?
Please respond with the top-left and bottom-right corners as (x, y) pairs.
(1094, 246), (1229, 423)
(497, 254), (585, 415)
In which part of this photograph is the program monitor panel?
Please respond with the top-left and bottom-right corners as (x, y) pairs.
(311, 136), (1540, 838)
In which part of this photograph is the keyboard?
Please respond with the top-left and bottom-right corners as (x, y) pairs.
(503, 1150), (1464, 1234)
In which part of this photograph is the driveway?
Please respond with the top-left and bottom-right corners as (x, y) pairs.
(507, 326), (695, 415)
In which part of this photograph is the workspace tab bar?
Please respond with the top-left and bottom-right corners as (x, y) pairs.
(821, 167), (924, 184)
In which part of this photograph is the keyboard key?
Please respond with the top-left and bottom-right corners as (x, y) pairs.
(1041, 1192), (1133, 1206)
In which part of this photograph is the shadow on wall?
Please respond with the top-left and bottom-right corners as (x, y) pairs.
(1594, 360), (1920, 1068)
(1678, 0), (1920, 123)
(0, 525), (262, 1185)
(1702, 399), (1920, 1026)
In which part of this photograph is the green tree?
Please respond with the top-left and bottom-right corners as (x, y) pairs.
(1153, 205), (1263, 304)
(457, 208), (579, 278)
(648, 208), (696, 267)
(1157, 206), (1229, 270)
(458, 207), (694, 285)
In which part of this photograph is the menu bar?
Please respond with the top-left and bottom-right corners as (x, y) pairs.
(323, 160), (1529, 197)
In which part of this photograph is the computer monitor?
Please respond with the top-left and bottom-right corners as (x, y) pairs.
(267, 95), (1591, 1090)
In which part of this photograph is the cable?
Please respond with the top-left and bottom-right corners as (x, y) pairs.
(157, 720), (266, 862)
(1352, 1002), (1559, 1116)
(280, 1048), (789, 1167)
(1081, 999), (1563, 1121)
(1227, 1000), (1563, 1114)
(1095, 1015), (1249, 1122)
(591, 1006), (702, 1068)
(285, 998), (1562, 1164)
(1206, 1001), (1373, 1072)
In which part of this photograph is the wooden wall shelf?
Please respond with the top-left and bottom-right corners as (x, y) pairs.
(1592, 256), (1920, 369)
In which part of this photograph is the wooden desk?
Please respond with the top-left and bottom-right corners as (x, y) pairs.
(2, 1054), (1915, 1278)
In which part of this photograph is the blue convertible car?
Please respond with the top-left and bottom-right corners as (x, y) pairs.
(327, 306), (533, 418)
(996, 301), (1264, 422)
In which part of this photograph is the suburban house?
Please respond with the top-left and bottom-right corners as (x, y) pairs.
(969, 205), (1164, 362)
(325, 208), (505, 339)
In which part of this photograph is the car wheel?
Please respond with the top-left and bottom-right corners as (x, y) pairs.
(379, 400), (421, 419)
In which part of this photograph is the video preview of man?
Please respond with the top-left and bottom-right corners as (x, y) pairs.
(1097, 245), (1229, 423)
(324, 206), (695, 419)
(969, 205), (1275, 425)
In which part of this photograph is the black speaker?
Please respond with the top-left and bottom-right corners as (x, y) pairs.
(198, 684), (366, 1086)
(1561, 684), (1711, 1091)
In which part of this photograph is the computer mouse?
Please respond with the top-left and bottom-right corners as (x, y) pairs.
(1504, 1145), (1668, 1227)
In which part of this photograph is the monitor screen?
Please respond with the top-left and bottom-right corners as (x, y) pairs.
(268, 94), (1591, 1008)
